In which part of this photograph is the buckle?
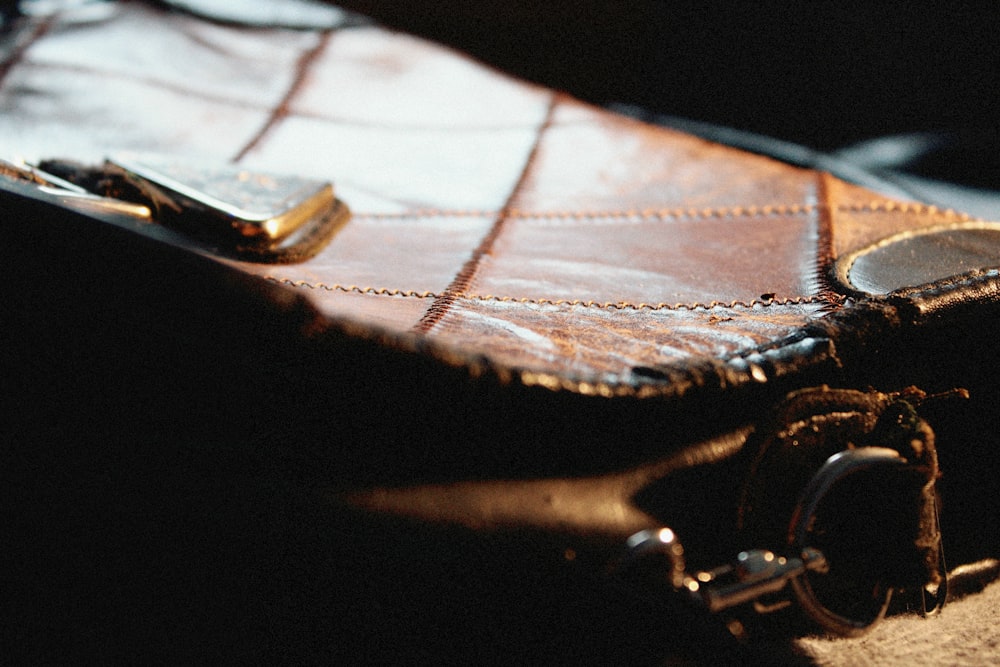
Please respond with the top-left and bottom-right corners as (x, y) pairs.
(0, 155), (349, 263)
(618, 386), (955, 638)
(0, 157), (154, 220)
(621, 447), (942, 638)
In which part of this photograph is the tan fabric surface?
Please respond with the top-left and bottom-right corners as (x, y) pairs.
(795, 563), (1000, 666)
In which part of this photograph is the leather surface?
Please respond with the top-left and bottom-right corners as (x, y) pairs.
(845, 227), (1000, 295)
(3, 1), (997, 388)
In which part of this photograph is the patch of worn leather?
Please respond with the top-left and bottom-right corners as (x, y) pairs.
(838, 223), (1000, 295)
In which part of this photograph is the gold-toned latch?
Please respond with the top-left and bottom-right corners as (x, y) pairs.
(0, 155), (349, 263)
(0, 157), (154, 220)
(108, 155), (338, 246)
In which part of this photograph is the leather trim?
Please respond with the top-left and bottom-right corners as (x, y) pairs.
(888, 268), (1000, 320)
(835, 222), (1000, 296)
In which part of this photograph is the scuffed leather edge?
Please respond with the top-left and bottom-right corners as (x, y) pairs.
(886, 268), (1000, 321)
(832, 221), (1000, 299)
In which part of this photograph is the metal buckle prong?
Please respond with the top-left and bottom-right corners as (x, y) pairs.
(0, 157), (154, 220)
(621, 446), (942, 637)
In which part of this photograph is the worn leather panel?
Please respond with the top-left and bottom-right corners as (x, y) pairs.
(2, 1), (996, 386)
(843, 225), (1000, 295)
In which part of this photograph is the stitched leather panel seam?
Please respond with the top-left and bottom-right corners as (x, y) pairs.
(18, 60), (284, 112)
(410, 94), (559, 335)
(0, 15), (54, 87)
(265, 278), (836, 312)
(351, 201), (976, 223)
(720, 335), (836, 381)
(233, 30), (334, 162)
(812, 172), (842, 304)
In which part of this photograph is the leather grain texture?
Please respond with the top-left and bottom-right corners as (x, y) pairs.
(2, 2), (993, 388)
(3, 2), (1000, 664)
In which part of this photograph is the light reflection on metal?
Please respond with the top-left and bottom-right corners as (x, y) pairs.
(0, 154), (348, 262)
(40, 187), (153, 220)
(0, 157), (153, 220)
(621, 446), (934, 637)
(109, 155), (337, 245)
(623, 527), (687, 590)
(787, 447), (906, 637)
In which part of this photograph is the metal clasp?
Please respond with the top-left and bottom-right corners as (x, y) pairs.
(0, 155), (349, 263)
(621, 446), (946, 637)
(623, 529), (828, 618)
(0, 157), (154, 220)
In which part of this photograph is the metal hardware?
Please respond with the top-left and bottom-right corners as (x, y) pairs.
(787, 447), (905, 636)
(0, 155), (349, 262)
(624, 528), (829, 615)
(107, 155), (336, 245)
(696, 547), (829, 614)
(0, 157), (154, 220)
(622, 446), (944, 637)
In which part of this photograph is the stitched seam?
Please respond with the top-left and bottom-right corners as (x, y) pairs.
(410, 94), (559, 335)
(264, 109), (566, 132)
(813, 172), (844, 306)
(266, 278), (833, 312)
(232, 30), (334, 163)
(14, 59), (284, 112)
(351, 201), (976, 223)
(893, 268), (1000, 301)
(721, 335), (828, 367)
(839, 201), (977, 219)
(0, 15), (54, 88)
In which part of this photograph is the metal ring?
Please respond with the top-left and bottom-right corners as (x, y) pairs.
(788, 447), (906, 636)
(622, 527), (688, 591)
